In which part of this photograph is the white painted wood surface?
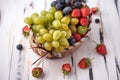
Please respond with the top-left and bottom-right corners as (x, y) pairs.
(0, 0), (120, 80)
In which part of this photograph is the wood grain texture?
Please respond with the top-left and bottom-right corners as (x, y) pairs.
(0, 0), (120, 80)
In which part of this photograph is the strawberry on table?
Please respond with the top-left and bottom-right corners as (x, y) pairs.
(81, 6), (90, 17)
(32, 67), (43, 78)
(96, 44), (107, 55)
(78, 58), (91, 69)
(22, 25), (30, 37)
(91, 7), (98, 14)
(62, 63), (71, 76)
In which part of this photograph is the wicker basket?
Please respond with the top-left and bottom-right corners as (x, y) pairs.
(29, 30), (90, 59)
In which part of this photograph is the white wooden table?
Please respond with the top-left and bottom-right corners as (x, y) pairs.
(0, 0), (120, 80)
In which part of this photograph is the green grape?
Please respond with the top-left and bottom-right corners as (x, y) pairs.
(49, 29), (55, 35)
(31, 25), (37, 33)
(24, 17), (33, 25)
(44, 42), (52, 51)
(61, 24), (69, 31)
(31, 13), (39, 19)
(41, 16), (47, 23)
(33, 16), (43, 24)
(33, 16), (46, 25)
(71, 18), (79, 25)
(59, 37), (69, 48)
(46, 13), (54, 22)
(61, 31), (67, 37)
(55, 45), (64, 52)
(51, 41), (60, 48)
(69, 25), (77, 34)
(36, 36), (45, 44)
(39, 28), (48, 35)
(43, 33), (52, 42)
(65, 30), (72, 39)
(55, 11), (63, 20)
(49, 7), (56, 14)
(36, 24), (44, 32)
(61, 16), (70, 25)
(40, 10), (48, 16)
(53, 30), (61, 40)
(52, 20), (61, 29)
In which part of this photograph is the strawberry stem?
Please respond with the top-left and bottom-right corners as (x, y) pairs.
(90, 57), (95, 61)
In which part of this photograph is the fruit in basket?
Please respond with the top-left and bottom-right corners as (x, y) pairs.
(23, 0), (92, 58)
(91, 7), (98, 14)
(32, 67), (43, 78)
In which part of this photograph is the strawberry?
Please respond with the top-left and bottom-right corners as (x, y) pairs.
(22, 25), (30, 37)
(80, 17), (89, 26)
(91, 7), (98, 14)
(32, 67), (43, 78)
(62, 63), (71, 76)
(71, 9), (81, 18)
(96, 44), (107, 55)
(73, 33), (81, 41)
(78, 58), (91, 69)
(81, 6), (90, 17)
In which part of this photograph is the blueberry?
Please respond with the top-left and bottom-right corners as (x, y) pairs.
(63, 7), (72, 15)
(69, 38), (76, 45)
(68, 36), (74, 42)
(56, 0), (65, 4)
(65, 0), (71, 5)
(75, 0), (86, 3)
(17, 44), (23, 50)
(74, 1), (81, 8)
(95, 18), (100, 23)
(55, 3), (63, 10)
(51, 1), (58, 7)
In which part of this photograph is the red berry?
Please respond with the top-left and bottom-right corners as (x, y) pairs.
(32, 67), (43, 78)
(96, 44), (107, 55)
(78, 58), (91, 69)
(71, 9), (81, 18)
(62, 63), (71, 76)
(22, 25), (30, 33)
(22, 25), (30, 37)
(81, 7), (90, 17)
(80, 17), (89, 26)
(91, 7), (98, 14)
(73, 33), (81, 41)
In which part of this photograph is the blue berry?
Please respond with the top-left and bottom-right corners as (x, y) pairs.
(95, 18), (100, 23)
(69, 38), (76, 45)
(65, 0), (71, 5)
(75, 0), (86, 3)
(68, 36), (74, 42)
(74, 1), (81, 8)
(56, 0), (65, 4)
(17, 44), (23, 50)
(55, 3), (63, 10)
(63, 7), (72, 15)
(51, 1), (58, 7)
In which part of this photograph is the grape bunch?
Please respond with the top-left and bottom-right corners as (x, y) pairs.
(24, 0), (91, 53)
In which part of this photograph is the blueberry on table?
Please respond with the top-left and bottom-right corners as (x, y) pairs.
(16, 44), (23, 50)
(95, 18), (100, 23)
